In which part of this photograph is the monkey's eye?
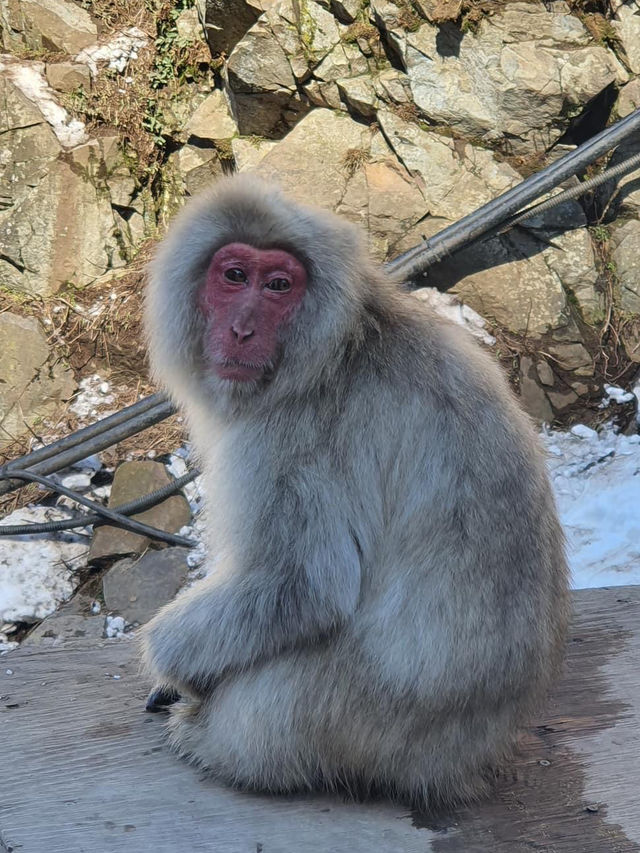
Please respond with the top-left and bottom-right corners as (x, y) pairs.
(224, 268), (247, 283)
(265, 277), (291, 293)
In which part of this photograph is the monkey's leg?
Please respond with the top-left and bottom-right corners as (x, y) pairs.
(161, 645), (510, 808)
(162, 645), (410, 797)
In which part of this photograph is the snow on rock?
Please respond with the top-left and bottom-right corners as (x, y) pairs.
(601, 383), (636, 406)
(414, 288), (497, 346)
(104, 615), (127, 638)
(0, 57), (87, 148)
(69, 374), (116, 421)
(76, 28), (148, 77)
(543, 423), (640, 590)
(0, 508), (89, 623)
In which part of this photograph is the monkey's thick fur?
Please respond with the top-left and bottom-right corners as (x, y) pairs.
(142, 175), (569, 809)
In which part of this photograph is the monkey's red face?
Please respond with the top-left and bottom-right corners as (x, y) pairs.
(198, 242), (308, 382)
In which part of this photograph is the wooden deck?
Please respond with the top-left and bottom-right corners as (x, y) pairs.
(1, 586), (639, 852)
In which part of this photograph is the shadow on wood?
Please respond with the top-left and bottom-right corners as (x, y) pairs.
(1, 587), (639, 852)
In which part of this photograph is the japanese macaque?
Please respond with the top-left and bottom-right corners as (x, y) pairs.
(140, 174), (569, 809)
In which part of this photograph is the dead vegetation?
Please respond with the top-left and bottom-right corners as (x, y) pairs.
(0, 252), (187, 515)
(62, 0), (214, 181)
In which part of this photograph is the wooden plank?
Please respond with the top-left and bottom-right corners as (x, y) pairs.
(1, 586), (639, 853)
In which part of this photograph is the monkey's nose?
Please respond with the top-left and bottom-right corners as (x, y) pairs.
(231, 324), (255, 342)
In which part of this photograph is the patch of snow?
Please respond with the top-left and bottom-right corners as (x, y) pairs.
(59, 472), (92, 491)
(69, 375), (116, 421)
(600, 383), (635, 406)
(105, 614), (127, 638)
(90, 485), (112, 500)
(76, 28), (148, 76)
(0, 57), (87, 148)
(543, 423), (640, 590)
(0, 507), (89, 623)
(91, 600), (102, 615)
(0, 634), (19, 653)
(413, 288), (496, 346)
(570, 424), (598, 440)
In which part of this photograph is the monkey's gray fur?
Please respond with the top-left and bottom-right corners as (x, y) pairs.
(142, 174), (569, 809)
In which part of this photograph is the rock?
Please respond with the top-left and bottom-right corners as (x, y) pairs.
(167, 144), (224, 198)
(12, 0), (98, 54)
(102, 548), (190, 625)
(611, 219), (640, 315)
(0, 68), (123, 295)
(597, 81), (640, 218)
(198, 0), (274, 56)
(331, 0), (365, 22)
(256, 108), (369, 209)
(546, 386), (580, 412)
(336, 75), (379, 118)
(612, 0), (640, 74)
(0, 156), (121, 295)
(45, 61), (91, 93)
(536, 360), (556, 388)
(390, 1), (628, 151)
(24, 614), (104, 647)
(417, 0), (462, 22)
(0, 312), (75, 448)
(232, 136), (277, 171)
(377, 110), (520, 220)
(547, 342), (593, 376)
(89, 461), (192, 563)
(255, 109), (425, 257)
(617, 78), (640, 117)
(226, 16), (301, 136)
(523, 199), (602, 324)
(314, 42), (369, 82)
(518, 356), (553, 424)
(184, 89), (237, 140)
(226, 0), (343, 135)
(176, 7), (205, 42)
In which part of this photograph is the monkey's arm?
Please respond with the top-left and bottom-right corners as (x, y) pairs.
(141, 505), (361, 694)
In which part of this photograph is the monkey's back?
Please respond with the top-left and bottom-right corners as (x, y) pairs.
(307, 295), (570, 800)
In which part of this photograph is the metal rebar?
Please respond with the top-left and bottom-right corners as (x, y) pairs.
(498, 149), (640, 232)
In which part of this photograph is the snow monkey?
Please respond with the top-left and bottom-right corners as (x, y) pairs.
(141, 174), (569, 809)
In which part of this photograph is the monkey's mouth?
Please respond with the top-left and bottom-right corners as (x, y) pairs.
(213, 357), (269, 382)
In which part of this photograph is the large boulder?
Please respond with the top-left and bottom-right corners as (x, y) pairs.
(197, 0), (275, 57)
(226, 0), (345, 136)
(254, 108), (426, 258)
(2, 0), (97, 54)
(0, 312), (75, 447)
(0, 61), (126, 295)
(372, 0), (628, 151)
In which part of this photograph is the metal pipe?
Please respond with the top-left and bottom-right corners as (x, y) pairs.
(2, 392), (168, 473)
(0, 399), (176, 496)
(0, 469), (196, 547)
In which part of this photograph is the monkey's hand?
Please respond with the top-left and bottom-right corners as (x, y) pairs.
(139, 599), (219, 699)
(140, 516), (361, 694)
(145, 684), (181, 713)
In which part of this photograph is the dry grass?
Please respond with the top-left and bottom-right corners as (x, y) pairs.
(62, 0), (213, 180)
(342, 147), (371, 177)
(0, 249), (189, 515)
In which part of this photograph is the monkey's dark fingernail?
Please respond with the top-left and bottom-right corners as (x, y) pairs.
(145, 687), (181, 712)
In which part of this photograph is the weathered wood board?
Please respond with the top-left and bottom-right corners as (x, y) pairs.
(1, 586), (639, 853)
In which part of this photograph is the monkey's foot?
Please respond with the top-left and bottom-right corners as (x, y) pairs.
(145, 685), (181, 713)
